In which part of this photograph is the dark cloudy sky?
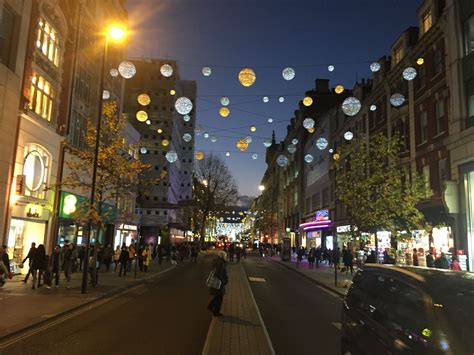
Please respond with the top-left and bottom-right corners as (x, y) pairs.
(126, 0), (422, 196)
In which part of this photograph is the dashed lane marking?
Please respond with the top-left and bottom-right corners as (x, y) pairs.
(248, 277), (266, 282)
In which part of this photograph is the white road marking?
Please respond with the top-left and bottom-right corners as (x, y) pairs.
(331, 322), (342, 330)
(248, 277), (266, 282)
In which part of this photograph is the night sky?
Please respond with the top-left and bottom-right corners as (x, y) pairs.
(126, 0), (422, 197)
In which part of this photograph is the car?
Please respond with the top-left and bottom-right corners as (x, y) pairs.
(341, 264), (474, 355)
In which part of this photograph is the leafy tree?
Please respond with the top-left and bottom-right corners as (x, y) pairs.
(334, 133), (431, 244)
(193, 154), (238, 246)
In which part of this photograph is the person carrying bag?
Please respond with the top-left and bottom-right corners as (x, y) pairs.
(206, 251), (228, 317)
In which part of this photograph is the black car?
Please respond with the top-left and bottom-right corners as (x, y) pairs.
(341, 264), (474, 355)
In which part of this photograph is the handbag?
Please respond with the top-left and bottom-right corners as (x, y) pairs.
(206, 269), (222, 290)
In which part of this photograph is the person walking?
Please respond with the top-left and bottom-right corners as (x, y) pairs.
(119, 246), (129, 277)
(308, 249), (315, 269)
(48, 245), (63, 288)
(190, 245), (198, 263)
(62, 242), (76, 288)
(77, 245), (85, 271)
(343, 248), (354, 275)
(31, 244), (46, 289)
(113, 246), (121, 271)
(142, 244), (152, 272)
(451, 255), (462, 271)
(207, 251), (228, 317)
(157, 244), (164, 265)
(127, 244), (135, 271)
(22, 242), (36, 283)
(426, 250), (435, 268)
(315, 246), (322, 268)
(0, 246), (11, 287)
(434, 253), (450, 269)
(412, 248), (419, 266)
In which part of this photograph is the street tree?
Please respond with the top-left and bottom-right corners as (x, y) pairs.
(334, 133), (431, 246)
(193, 154), (238, 246)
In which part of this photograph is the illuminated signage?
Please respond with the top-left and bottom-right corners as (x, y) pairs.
(63, 194), (78, 215)
(314, 209), (329, 221)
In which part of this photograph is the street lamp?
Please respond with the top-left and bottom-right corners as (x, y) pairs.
(258, 185), (265, 192)
(81, 23), (128, 294)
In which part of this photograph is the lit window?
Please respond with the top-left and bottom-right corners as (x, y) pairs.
(464, 15), (474, 56)
(435, 100), (445, 134)
(422, 11), (432, 34)
(29, 73), (54, 121)
(393, 46), (404, 65)
(36, 18), (60, 66)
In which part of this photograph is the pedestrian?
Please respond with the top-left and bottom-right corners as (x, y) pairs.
(157, 244), (164, 265)
(47, 245), (63, 288)
(412, 248), (419, 266)
(77, 245), (85, 271)
(207, 251), (228, 317)
(89, 246), (100, 286)
(62, 241), (76, 288)
(114, 245), (121, 271)
(190, 245), (198, 263)
(308, 249), (315, 269)
(236, 245), (242, 263)
(119, 246), (129, 277)
(426, 250), (435, 268)
(451, 255), (462, 271)
(434, 252), (450, 269)
(96, 244), (104, 271)
(343, 248), (354, 275)
(366, 250), (376, 263)
(297, 247), (303, 268)
(21, 242), (36, 283)
(0, 246), (11, 287)
(31, 244), (46, 289)
(315, 246), (322, 268)
(128, 244), (135, 271)
(142, 244), (152, 272)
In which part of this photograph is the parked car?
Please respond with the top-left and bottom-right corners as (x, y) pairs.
(341, 264), (474, 355)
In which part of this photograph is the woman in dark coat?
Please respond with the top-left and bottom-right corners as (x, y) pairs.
(31, 244), (46, 289)
(207, 251), (228, 317)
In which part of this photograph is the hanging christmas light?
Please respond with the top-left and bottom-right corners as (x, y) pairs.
(263, 139), (272, 148)
(146, 120), (151, 125)
(250, 125), (257, 132)
(263, 96), (269, 103)
(204, 133), (209, 139)
(292, 138), (298, 145)
(402, 67), (417, 81)
(370, 104), (377, 111)
(219, 107), (230, 118)
(236, 139), (249, 151)
(166, 150), (178, 163)
(328, 65), (335, 72)
(287, 144), (297, 154)
(210, 136), (218, 143)
(344, 131), (354, 141)
(276, 155), (289, 167)
(136, 110), (148, 122)
(202, 66), (212, 76)
(308, 127), (315, 133)
(220, 97), (230, 106)
(341, 97), (362, 116)
(282, 67), (296, 81)
(183, 114), (191, 122)
(118, 61), (136, 79)
(370, 62), (381, 72)
(137, 93), (151, 106)
(245, 136), (252, 144)
(252, 153), (258, 160)
(335, 85), (344, 94)
(102, 90), (110, 100)
(175, 97), (193, 115)
(162, 139), (169, 147)
(268, 118), (273, 123)
(195, 151), (204, 160)
(279, 96), (285, 103)
(390, 93), (405, 107)
(140, 147), (147, 154)
(183, 133), (192, 142)
(110, 68), (119, 77)
(157, 128), (163, 134)
(160, 63), (173, 77)
(304, 154), (314, 163)
(303, 96), (313, 107)
(238, 68), (256, 87)
(416, 57), (424, 65)
(316, 137), (328, 150)
(225, 152), (231, 157)
(170, 89), (176, 96)
(303, 118), (315, 129)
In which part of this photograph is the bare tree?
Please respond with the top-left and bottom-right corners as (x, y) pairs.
(193, 154), (238, 246)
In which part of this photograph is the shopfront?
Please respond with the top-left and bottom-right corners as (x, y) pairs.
(299, 209), (331, 249)
(114, 223), (138, 248)
(461, 163), (474, 271)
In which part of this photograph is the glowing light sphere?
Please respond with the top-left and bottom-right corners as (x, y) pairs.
(402, 67), (417, 81)
(183, 114), (191, 122)
(220, 97), (230, 106)
(268, 118), (273, 123)
(219, 106), (230, 118)
(335, 85), (344, 94)
(292, 138), (298, 145)
(308, 127), (315, 133)
(160, 64), (173, 77)
(252, 153), (258, 160)
(276, 155), (289, 167)
(140, 147), (147, 154)
(162, 139), (169, 147)
(370, 62), (381, 72)
(279, 96), (285, 103)
(225, 152), (231, 157)
(328, 65), (335, 72)
(102, 90), (110, 100)
(250, 125), (257, 132)
(137, 93), (151, 106)
(263, 96), (269, 103)
(344, 131), (354, 141)
(146, 120), (151, 125)
(370, 104), (377, 111)
(303, 96), (313, 107)
(304, 154), (314, 163)
(157, 128), (163, 134)
(329, 148), (334, 153)
(195, 151), (204, 160)
(204, 133), (209, 139)
(236, 139), (249, 152)
(118, 61), (136, 79)
(175, 96), (193, 115)
(287, 144), (297, 154)
(165, 150), (178, 163)
(110, 69), (119, 77)
(202, 66), (212, 76)
(417, 57), (424, 65)
(390, 93), (405, 107)
(263, 139), (272, 148)
(316, 137), (328, 150)
(183, 133), (192, 142)
(170, 89), (176, 96)
(136, 110), (148, 122)
(282, 67), (295, 81)
(245, 136), (252, 144)
(210, 136), (218, 143)
(303, 118), (315, 129)
(238, 68), (256, 87)
(333, 153), (340, 161)
(341, 97), (362, 116)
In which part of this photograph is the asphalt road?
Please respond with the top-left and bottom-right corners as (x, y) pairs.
(243, 256), (342, 355)
(1, 255), (214, 355)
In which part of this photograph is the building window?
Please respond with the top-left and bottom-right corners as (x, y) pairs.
(422, 11), (432, 34)
(434, 48), (443, 76)
(29, 73), (54, 121)
(467, 78), (474, 128)
(435, 100), (445, 134)
(36, 18), (60, 66)
(419, 111), (428, 143)
(0, 4), (17, 69)
(464, 15), (474, 56)
(393, 45), (404, 65)
(423, 165), (431, 196)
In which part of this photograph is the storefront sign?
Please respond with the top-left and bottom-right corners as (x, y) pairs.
(118, 224), (137, 231)
(337, 225), (351, 233)
(313, 209), (329, 222)
(26, 204), (42, 218)
(59, 191), (117, 221)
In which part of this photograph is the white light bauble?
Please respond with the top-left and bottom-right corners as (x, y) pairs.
(279, 96), (285, 103)
(276, 155), (289, 167)
(329, 148), (334, 153)
(165, 150), (178, 163)
(370, 62), (381, 72)
(210, 136), (218, 143)
(341, 97), (362, 116)
(268, 118), (273, 123)
(118, 61), (136, 79)
(390, 93), (405, 107)
(303, 118), (315, 129)
(344, 131), (354, 141)
(226, 152), (231, 157)
(183, 114), (191, 122)
(263, 139), (272, 148)
(175, 96), (193, 115)
(402, 67), (417, 81)
(102, 90), (110, 100)
(252, 153), (258, 160)
(304, 154), (314, 163)
(140, 147), (147, 154)
(316, 137), (328, 150)
(282, 67), (295, 81)
(183, 133), (192, 142)
(287, 144), (297, 154)
(202, 66), (212, 77)
(328, 65), (335, 72)
(204, 133), (209, 139)
(370, 104), (377, 111)
(145, 120), (151, 125)
(263, 96), (269, 103)
(220, 97), (230, 106)
(292, 138), (298, 145)
(160, 63), (173, 77)
(110, 69), (119, 77)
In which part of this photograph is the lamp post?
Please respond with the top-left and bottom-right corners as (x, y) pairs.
(81, 25), (127, 294)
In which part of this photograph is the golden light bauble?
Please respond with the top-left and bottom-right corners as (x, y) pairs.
(303, 96), (313, 107)
(236, 139), (249, 152)
(308, 127), (315, 133)
(137, 93), (151, 106)
(170, 89), (176, 95)
(335, 85), (344, 94)
(162, 139), (169, 147)
(219, 107), (230, 118)
(250, 125), (257, 132)
(238, 68), (256, 87)
(157, 128), (163, 134)
(333, 153), (340, 161)
(195, 151), (204, 160)
(416, 57), (424, 66)
(136, 110), (148, 122)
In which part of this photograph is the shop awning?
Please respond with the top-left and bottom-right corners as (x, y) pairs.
(299, 220), (332, 232)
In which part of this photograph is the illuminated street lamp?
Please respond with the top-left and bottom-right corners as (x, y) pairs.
(258, 185), (265, 192)
(82, 23), (128, 294)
